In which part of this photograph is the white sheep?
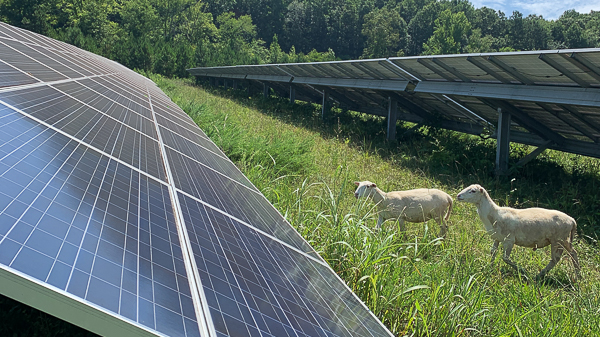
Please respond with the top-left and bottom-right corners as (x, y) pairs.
(457, 184), (580, 279)
(354, 181), (453, 237)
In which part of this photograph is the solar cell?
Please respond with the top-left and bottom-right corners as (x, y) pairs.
(0, 21), (392, 337)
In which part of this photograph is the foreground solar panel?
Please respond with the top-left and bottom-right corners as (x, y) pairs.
(0, 22), (392, 337)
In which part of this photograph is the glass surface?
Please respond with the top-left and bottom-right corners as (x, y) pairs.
(168, 148), (318, 258)
(0, 106), (200, 337)
(0, 86), (167, 181)
(0, 40), (67, 82)
(179, 192), (390, 337)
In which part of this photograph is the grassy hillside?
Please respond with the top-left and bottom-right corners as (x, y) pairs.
(154, 74), (600, 336)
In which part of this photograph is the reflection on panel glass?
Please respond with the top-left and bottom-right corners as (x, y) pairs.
(52, 80), (158, 139)
(0, 86), (166, 181)
(0, 61), (38, 88)
(179, 193), (390, 337)
(160, 126), (254, 190)
(167, 148), (318, 258)
(0, 106), (200, 337)
(0, 40), (67, 82)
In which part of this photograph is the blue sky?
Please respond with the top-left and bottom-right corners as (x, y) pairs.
(469, 0), (600, 20)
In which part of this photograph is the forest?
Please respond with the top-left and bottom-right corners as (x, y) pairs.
(1, 0), (599, 78)
(0, 0), (600, 77)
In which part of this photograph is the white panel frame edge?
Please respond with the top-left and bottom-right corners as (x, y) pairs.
(0, 264), (168, 337)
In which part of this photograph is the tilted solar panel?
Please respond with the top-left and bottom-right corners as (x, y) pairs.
(0, 22), (392, 336)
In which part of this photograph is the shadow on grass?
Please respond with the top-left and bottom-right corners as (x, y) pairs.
(195, 84), (600, 240)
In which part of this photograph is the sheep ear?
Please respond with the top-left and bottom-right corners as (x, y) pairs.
(370, 183), (377, 188)
(479, 187), (484, 193)
(354, 181), (360, 186)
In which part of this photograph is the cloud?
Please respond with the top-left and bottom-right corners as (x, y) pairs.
(469, 0), (599, 20)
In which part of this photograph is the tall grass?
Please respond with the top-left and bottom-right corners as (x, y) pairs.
(154, 74), (600, 336)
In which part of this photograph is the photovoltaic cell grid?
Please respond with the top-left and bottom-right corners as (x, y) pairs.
(0, 106), (200, 336)
(0, 21), (392, 337)
(179, 193), (389, 337)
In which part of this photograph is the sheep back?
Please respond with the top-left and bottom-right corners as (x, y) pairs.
(488, 207), (576, 249)
(380, 188), (452, 223)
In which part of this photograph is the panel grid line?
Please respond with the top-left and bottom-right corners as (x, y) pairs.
(176, 188), (327, 267)
(0, 100), (170, 187)
(0, 39), (70, 81)
(164, 143), (261, 196)
(146, 87), (216, 337)
(0, 134), (77, 253)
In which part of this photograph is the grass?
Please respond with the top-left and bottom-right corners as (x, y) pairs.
(154, 74), (600, 336)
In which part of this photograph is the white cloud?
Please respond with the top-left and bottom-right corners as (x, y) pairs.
(470, 0), (600, 20)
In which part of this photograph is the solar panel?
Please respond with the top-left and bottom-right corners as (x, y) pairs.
(188, 48), (600, 159)
(0, 22), (392, 336)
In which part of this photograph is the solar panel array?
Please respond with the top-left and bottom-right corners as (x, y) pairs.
(189, 49), (600, 159)
(0, 22), (393, 337)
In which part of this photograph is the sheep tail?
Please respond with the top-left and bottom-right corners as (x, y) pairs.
(570, 220), (577, 243)
(445, 197), (453, 221)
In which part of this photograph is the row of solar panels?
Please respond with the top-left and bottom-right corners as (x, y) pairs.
(0, 22), (393, 336)
(189, 48), (600, 159)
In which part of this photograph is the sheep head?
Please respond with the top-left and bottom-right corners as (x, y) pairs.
(457, 184), (486, 203)
(354, 181), (377, 199)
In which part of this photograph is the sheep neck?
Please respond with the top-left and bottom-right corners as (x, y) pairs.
(474, 190), (501, 231)
(370, 187), (387, 206)
(475, 190), (499, 212)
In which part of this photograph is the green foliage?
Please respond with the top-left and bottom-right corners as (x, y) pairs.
(361, 6), (408, 58)
(465, 28), (495, 53)
(423, 9), (471, 55)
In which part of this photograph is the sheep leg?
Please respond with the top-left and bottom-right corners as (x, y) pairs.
(436, 216), (447, 238)
(376, 215), (384, 229)
(563, 241), (581, 279)
(537, 242), (563, 279)
(397, 218), (406, 232)
(502, 240), (527, 275)
(490, 240), (500, 263)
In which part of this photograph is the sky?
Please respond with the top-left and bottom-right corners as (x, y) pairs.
(468, 0), (600, 20)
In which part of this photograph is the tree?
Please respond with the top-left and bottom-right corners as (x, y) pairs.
(120, 0), (159, 40)
(465, 28), (494, 53)
(472, 6), (506, 38)
(552, 10), (590, 49)
(423, 9), (471, 55)
(361, 6), (407, 58)
(406, 1), (443, 55)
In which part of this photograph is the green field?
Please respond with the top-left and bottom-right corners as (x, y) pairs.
(155, 75), (600, 336)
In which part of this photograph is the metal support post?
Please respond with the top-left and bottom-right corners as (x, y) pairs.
(289, 85), (296, 104)
(263, 83), (270, 98)
(495, 108), (511, 175)
(322, 89), (330, 120)
(233, 80), (238, 90)
(246, 81), (252, 96)
(387, 97), (398, 141)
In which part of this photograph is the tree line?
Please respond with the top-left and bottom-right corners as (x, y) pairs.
(1, 0), (598, 78)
